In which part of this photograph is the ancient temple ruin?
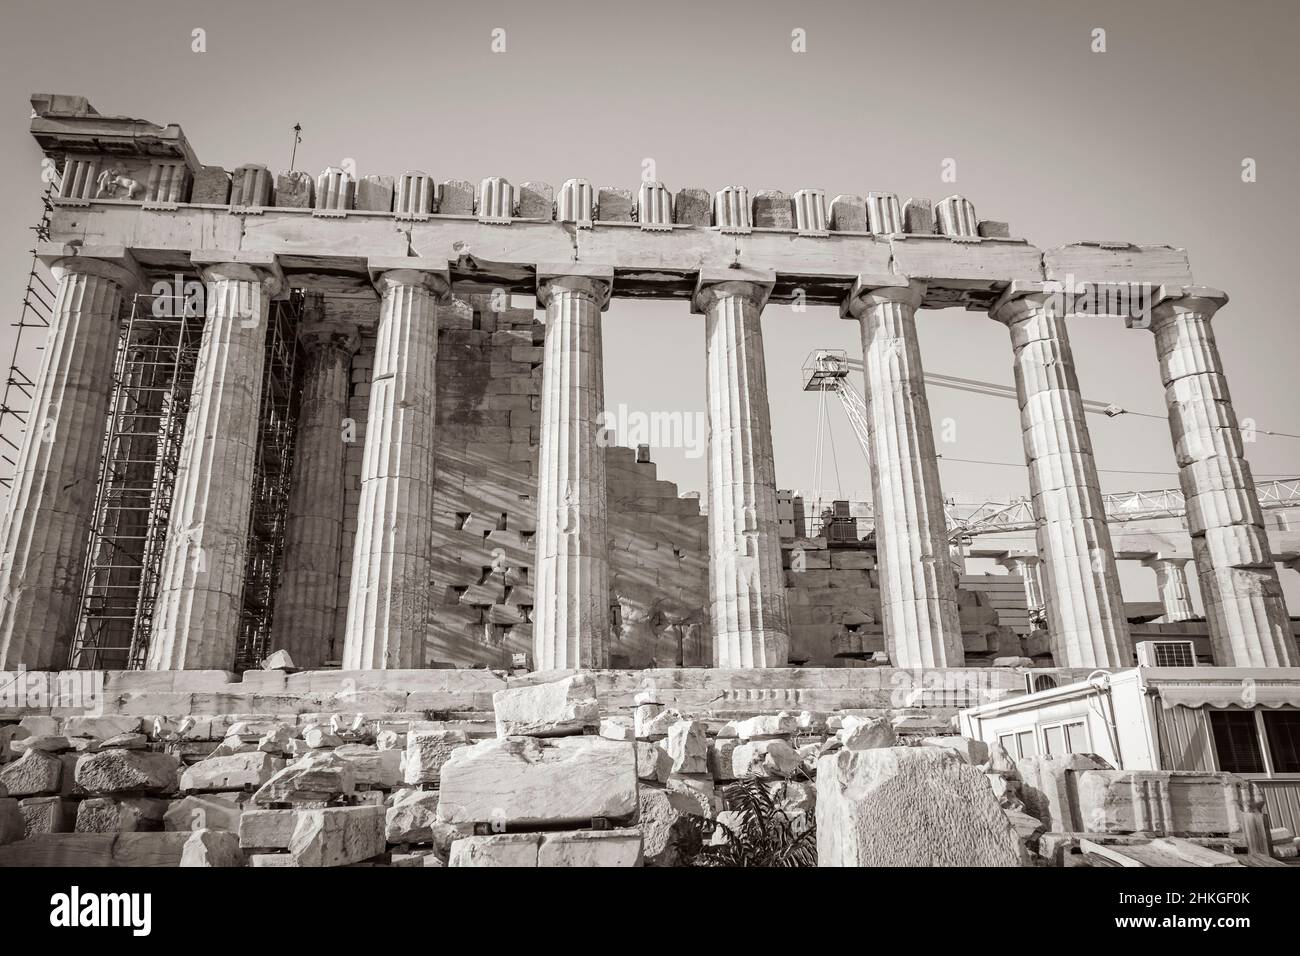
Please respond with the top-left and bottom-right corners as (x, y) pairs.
(0, 94), (1297, 868)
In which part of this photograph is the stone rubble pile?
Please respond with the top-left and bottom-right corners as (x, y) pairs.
(0, 673), (1273, 866)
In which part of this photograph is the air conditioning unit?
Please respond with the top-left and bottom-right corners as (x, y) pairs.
(1136, 640), (1197, 668)
(1023, 670), (1060, 695)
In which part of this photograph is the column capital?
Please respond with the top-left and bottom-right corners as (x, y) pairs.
(997, 551), (1040, 570)
(536, 263), (614, 310)
(691, 266), (775, 315)
(1130, 284), (1228, 331)
(191, 250), (285, 297)
(840, 274), (925, 320)
(988, 280), (1065, 325)
(38, 242), (145, 293)
(366, 258), (451, 299)
(298, 293), (362, 355)
(1140, 553), (1191, 570)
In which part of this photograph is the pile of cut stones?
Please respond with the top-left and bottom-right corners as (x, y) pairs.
(1, 672), (1273, 866)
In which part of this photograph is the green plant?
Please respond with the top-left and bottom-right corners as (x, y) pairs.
(673, 775), (816, 867)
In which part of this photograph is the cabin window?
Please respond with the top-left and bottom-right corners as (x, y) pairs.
(1208, 710), (1265, 774)
(1042, 719), (1090, 756)
(1262, 711), (1300, 774)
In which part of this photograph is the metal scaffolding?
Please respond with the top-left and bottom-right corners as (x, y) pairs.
(236, 293), (305, 671)
(72, 291), (203, 669)
(0, 186), (56, 502)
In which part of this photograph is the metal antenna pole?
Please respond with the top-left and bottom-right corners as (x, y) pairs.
(289, 123), (302, 172)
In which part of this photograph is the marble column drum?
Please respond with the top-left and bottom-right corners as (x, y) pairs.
(147, 255), (281, 670)
(1143, 556), (1196, 623)
(696, 274), (790, 668)
(342, 266), (448, 670)
(270, 297), (360, 668)
(992, 285), (1132, 668)
(532, 269), (613, 670)
(1141, 287), (1295, 666)
(0, 253), (140, 669)
(843, 277), (962, 668)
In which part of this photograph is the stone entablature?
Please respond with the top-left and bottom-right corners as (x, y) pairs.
(2, 94), (1293, 677)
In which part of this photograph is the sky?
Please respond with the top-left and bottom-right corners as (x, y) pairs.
(0, 0), (1297, 606)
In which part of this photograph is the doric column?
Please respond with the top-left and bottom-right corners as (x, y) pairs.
(842, 276), (962, 667)
(998, 552), (1045, 615)
(991, 283), (1132, 668)
(1137, 286), (1295, 665)
(694, 269), (790, 668)
(532, 266), (613, 670)
(1142, 555), (1196, 623)
(147, 252), (282, 670)
(341, 262), (449, 670)
(269, 294), (360, 667)
(0, 249), (141, 669)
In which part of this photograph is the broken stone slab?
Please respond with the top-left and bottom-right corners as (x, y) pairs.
(75, 797), (166, 833)
(599, 717), (634, 741)
(1016, 753), (1111, 832)
(1074, 769), (1258, 837)
(919, 736), (989, 765)
(637, 740), (672, 784)
(661, 720), (708, 774)
(0, 831), (194, 866)
(17, 735), (72, 753)
(448, 832), (540, 867)
(165, 794), (243, 832)
(75, 750), (180, 795)
(636, 706), (682, 740)
(840, 717), (896, 751)
(181, 752), (282, 793)
(539, 829), (642, 867)
(639, 786), (702, 866)
(385, 788), (461, 854)
(729, 739), (802, 779)
(253, 750), (354, 806)
(404, 729), (471, 785)
(731, 714), (799, 740)
(0, 748), (62, 796)
(334, 744), (402, 789)
(20, 796), (73, 835)
(181, 828), (244, 867)
(100, 732), (148, 750)
(239, 808), (297, 849)
(816, 746), (1028, 866)
(666, 773), (719, 817)
(249, 852), (296, 867)
(437, 736), (638, 828)
(303, 725), (343, 749)
(492, 674), (600, 738)
(448, 829), (643, 867)
(289, 805), (386, 867)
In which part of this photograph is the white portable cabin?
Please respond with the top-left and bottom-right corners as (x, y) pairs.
(958, 666), (1300, 835)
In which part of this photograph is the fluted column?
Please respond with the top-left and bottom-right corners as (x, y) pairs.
(147, 253), (281, 669)
(532, 266), (613, 670)
(270, 295), (360, 667)
(695, 270), (790, 668)
(842, 276), (962, 667)
(998, 552), (1045, 614)
(991, 284), (1132, 668)
(1137, 286), (1295, 666)
(342, 263), (449, 670)
(1142, 555), (1196, 623)
(0, 251), (141, 669)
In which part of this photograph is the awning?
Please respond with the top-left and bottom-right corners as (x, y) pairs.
(1156, 682), (1300, 710)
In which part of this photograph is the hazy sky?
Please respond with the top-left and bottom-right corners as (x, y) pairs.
(0, 0), (1297, 605)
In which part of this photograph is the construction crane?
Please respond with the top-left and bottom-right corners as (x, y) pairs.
(800, 349), (1300, 540)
